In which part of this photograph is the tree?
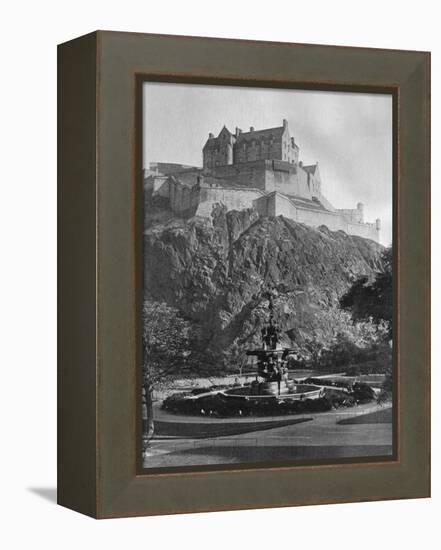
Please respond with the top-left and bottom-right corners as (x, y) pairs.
(339, 247), (392, 337)
(302, 338), (324, 368)
(298, 306), (387, 370)
(222, 339), (244, 375)
(142, 300), (191, 446)
(339, 247), (393, 401)
(142, 300), (222, 448)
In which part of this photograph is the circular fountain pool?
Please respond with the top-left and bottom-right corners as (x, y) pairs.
(222, 382), (324, 401)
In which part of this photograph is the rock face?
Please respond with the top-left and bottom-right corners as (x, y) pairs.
(144, 206), (384, 361)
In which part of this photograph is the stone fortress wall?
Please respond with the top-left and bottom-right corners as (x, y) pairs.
(144, 173), (201, 217)
(145, 174), (265, 218)
(202, 158), (316, 197)
(145, 174), (380, 243)
(144, 119), (381, 242)
(253, 192), (380, 241)
(195, 185), (265, 218)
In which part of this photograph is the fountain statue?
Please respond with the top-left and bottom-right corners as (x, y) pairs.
(163, 288), (325, 413)
(245, 290), (300, 397)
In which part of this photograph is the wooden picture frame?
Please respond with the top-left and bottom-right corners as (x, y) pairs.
(58, 31), (430, 518)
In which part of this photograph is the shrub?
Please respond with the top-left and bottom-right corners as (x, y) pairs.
(162, 392), (334, 417)
(303, 377), (349, 389)
(303, 378), (375, 404)
(325, 391), (356, 409)
(352, 382), (375, 403)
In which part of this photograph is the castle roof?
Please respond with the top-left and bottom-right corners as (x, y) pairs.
(203, 123), (288, 149)
(285, 194), (328, 212)
(235, 125), (285, 143)
(167, 173), (200, 188)
(203, 125), (234, 150)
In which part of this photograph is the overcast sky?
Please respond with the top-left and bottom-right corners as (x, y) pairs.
(143, 83), (392, 245)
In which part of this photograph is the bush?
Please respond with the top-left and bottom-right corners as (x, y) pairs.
(302, 378), (375, 404)
(345, 359), (391, 376)
(377, 370), (393, 404)
(162, 392), (334, 417)
(352, 382), (375, 403)
(303, 377), (349, 389)
(162, 378), (376, 417)
(325, 391), (356, 409)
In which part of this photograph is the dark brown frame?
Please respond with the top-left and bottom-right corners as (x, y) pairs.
(58, 31), (430, 518)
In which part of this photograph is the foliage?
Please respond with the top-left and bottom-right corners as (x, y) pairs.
(351, 381), (376, 403)
(339, 247), (392, 337)
(221, 339), (244, 374)
(377, 364), (393, 404)
(142, 300), (222, 447)
(325, 392), (356, 409)
(344, 343), (392, 375)
(304, 379), (375, 403)
(162, 379), (375, 417)
(142, 300), (221, 387)
(142, 300), (192, 388)
(162, 392), (334, 417)
(297, 304), (390, 371)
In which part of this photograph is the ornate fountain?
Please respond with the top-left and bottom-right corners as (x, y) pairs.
(223, 290), (324, 401)
(162, 289), (325, 418)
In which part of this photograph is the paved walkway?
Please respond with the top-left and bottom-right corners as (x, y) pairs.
(143, 403), (393, 469)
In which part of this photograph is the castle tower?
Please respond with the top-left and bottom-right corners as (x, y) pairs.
(202, 125), (235, 170)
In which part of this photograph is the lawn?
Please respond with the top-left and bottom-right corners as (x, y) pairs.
(154, 417), (312, 438)
(337, 407), (392, 425)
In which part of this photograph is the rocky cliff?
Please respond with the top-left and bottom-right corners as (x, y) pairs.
(143, 206), (384, 363)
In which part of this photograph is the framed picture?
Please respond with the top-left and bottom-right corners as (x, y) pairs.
(58, 31), (430, 518)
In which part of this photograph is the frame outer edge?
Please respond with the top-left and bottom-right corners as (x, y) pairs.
(93, 32), (431, 518)
(57, 31), (99, 518)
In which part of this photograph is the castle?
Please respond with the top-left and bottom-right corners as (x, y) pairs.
(144, 119), (381, 242)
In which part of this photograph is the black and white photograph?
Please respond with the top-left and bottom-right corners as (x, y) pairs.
(2, 0), (436, 539)
(141, 83), (394, 470)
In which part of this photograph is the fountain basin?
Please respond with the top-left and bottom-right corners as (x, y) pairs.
(162, 383), (330, 418)
(222, 383), (324, 401)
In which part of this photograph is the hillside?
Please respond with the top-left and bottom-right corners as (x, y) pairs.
(143, 206), (384, 363)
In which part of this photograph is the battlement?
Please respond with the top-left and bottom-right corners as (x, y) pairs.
(254, 192), (380, 242)
(145, 118), (380, 242)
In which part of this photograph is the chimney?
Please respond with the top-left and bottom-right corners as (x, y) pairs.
(209, 132), (214, 138)
(250, 126), (254, 132)
(283, 118), (288, 128)
(235, 127), (242, 136)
